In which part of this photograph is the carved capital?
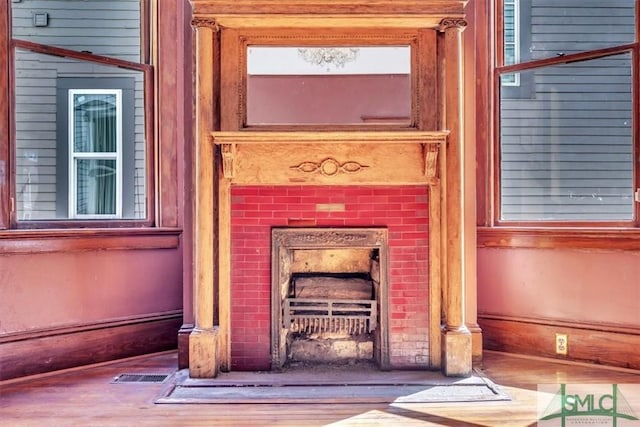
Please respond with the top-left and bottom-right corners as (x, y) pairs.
(220, 144), (236, 179)
(191, 17), (220, 31)
(438, 18), (468, 32)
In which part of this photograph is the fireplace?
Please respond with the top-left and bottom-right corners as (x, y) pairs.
(188, 0), (475, 379)
(271, 228), (389, 369)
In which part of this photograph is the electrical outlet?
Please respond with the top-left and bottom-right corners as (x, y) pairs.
(555, 333), (568, 355)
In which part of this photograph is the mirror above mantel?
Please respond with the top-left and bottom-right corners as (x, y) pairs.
(246, 46), (412, 126)
(218, 28), (436, 131)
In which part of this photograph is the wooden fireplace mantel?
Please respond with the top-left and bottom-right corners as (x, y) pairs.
(211, 131), (447, 184)
(188, 0), (473, 379)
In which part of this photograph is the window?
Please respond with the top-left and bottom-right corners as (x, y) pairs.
(496, 0), (638, 223)
(501, 0), (520, 86)
(7, 0), (152, 226)
(69, 90), (122, 219)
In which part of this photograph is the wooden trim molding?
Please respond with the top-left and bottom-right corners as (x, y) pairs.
(0, 0), (10, 229)
(478, 227), (640, 250)
(0, 311), (182, 382)
(0, 228), (182, 254)
(478, 314), (640, 370)
(212, 131), (448, 145)
(178, 323), (194, 370)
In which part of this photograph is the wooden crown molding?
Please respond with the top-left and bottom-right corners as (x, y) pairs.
(190, 0), (466, 29)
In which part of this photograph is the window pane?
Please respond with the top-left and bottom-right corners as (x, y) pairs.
(14, 50), (146, 220)
(500, 54), (634, 221)
(11, 0), (141, 63)
(503, 0), (517, 65)
(246, 46), (412, 126)
(72, 93), (119, 153)
(505, 0), (635, 65)
(75, 159), (117, 216)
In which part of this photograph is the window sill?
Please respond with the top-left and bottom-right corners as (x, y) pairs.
(477, 227), (640, 251)
(0, 228), (181, 254)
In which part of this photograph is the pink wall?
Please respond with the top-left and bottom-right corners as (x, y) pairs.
(478, 247), (640, 327)
(0, 248), (182, 334)
(230, 185), (430, 370)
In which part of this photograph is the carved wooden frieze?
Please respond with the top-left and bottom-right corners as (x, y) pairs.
(289, 158), (369, 177)
(272, 228), (387, 248)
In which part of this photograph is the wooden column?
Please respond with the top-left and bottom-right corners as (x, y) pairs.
(189, 17), (219, 378)
(439, 17), (472, 377)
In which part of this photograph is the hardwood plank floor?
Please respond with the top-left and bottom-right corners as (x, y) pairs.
(1, 350), (639, 426)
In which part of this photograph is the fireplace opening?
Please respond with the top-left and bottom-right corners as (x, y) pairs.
(271, 228), (389, 370)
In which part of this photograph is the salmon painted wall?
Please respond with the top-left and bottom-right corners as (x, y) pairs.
(477, 248), (640, 327)
(0, 249), (182, 334)
(0, 1), (189, 338)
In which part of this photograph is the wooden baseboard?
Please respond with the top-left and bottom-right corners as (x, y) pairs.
(0, 312), (183, 381)
(478, 315), (640, 370)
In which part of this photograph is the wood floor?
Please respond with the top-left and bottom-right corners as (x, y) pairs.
(1, 350), (639, 426)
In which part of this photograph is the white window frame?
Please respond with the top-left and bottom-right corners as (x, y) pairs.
(502, 0), (521, 86)
(68, 89), (123, 219)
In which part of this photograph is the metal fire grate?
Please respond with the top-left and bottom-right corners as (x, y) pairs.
(111, 373), (170, 384)
(284, 298), (377, 334)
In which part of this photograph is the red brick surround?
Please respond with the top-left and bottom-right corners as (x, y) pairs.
(230, 185), (429, 370)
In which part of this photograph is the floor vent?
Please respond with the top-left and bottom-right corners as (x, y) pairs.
(112, 373), (170, 384)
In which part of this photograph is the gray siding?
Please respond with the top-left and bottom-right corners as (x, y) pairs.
(12, 0), (145, 220)
(500, 0), (635, 221)
(11, 0), (141, 63)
